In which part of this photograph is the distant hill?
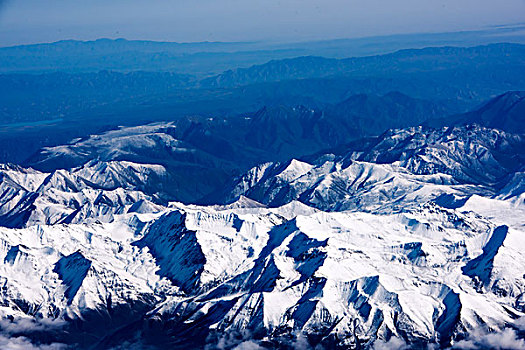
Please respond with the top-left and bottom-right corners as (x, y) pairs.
(2, 44), (524, 127)
(428, 91), (525, 133)
(202, 43), (525, 88)
(0, 38), (300, 75)
(2, 26), (525, 74)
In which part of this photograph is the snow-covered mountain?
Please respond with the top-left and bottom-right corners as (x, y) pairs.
(0, 161), (164, 228)
(25, 122), (249, 204)
(222, 125), (525, 211)
(0, 189), (524, 349)
(0, 122), (524, 348)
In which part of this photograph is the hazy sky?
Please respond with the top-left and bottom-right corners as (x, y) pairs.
(1, 0), (524, 46)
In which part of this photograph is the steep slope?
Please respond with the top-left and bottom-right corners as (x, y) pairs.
(0, 123), (524, 348)
(353, 125), (525, 185)
(326, 91), (449, 136)
(0, 195), (523, 349)
(222, 158), (479, 212)
(0, 161), (163, 228)
(429, 91), (525, 133)
(222, 125), (525, 211)
(237, 93), (449, 159)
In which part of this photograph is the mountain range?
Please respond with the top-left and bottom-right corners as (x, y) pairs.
(0, 39), (524, 349)
(0, 123), (524, 349)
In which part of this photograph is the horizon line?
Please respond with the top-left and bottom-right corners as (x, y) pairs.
(2, 23), (525, 49)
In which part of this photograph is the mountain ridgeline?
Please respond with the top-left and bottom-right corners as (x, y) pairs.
(1, 43), (524, 167)
(202, 44), (525, 88)
(19, 90), (525, 205)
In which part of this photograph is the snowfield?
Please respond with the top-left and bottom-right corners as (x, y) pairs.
(0, 193), (524, 348)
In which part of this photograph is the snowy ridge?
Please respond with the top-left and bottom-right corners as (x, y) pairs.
(226, 158), (481, 213)
(353, 125), (525, 185)
(0, 160), (165, 228)
(0, 196), (523, 348)
(226, 125), (525, 212)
